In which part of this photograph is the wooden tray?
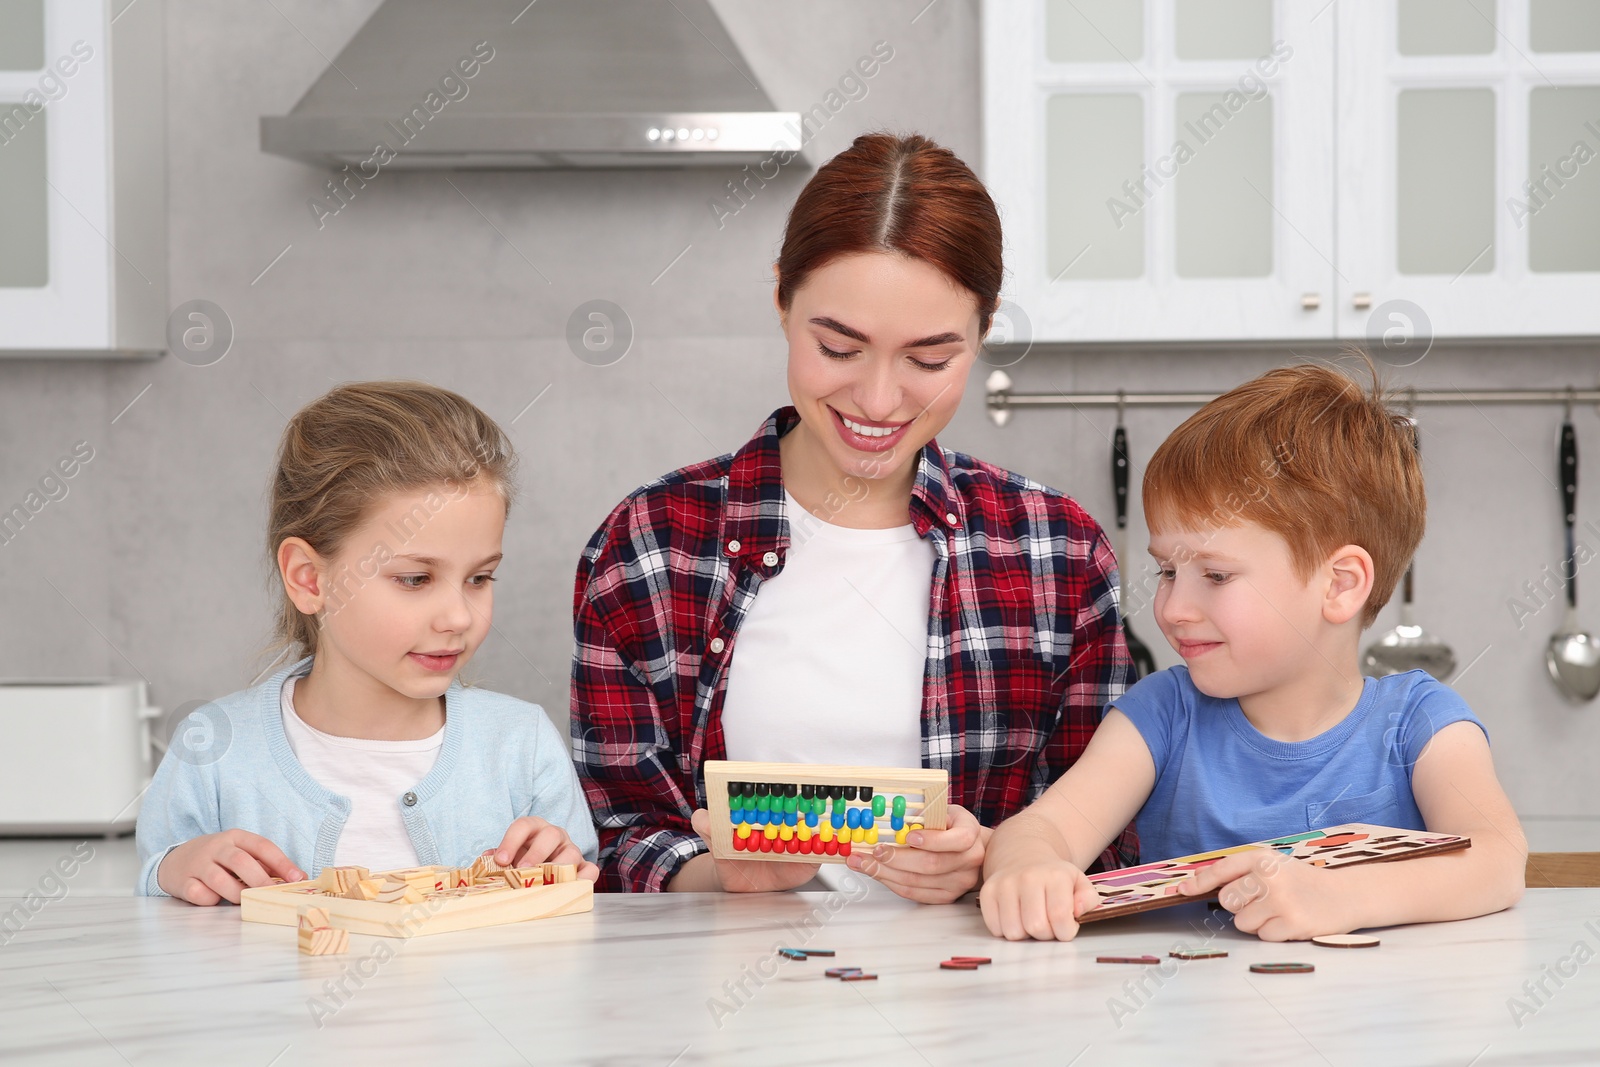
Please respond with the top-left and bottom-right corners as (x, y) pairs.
(1077, 823), (1472, 923)
(703, 759), (948, 864)
(241, 866), (593, 938)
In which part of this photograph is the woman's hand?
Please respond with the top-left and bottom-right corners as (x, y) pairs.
(848, 804), (989, 904)
(156, 829), (305, 905)
(492, 817), (600, 882)
(671, 809), (820, 893)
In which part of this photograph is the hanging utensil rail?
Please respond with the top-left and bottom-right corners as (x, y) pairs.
(984, 373), (1600, 425)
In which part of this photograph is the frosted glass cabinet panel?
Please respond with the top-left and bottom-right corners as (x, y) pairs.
(1045, 93), (1145, 279)
(1174, 0), (1273, 59)
(0, 109), (48, 286)
(1045, 0), (1143, 62)
(1395, 89), (1495, 276)
(0, 0), (45, 69)
(1530, 0), (1600, 53)
(1397, 0), (1497, 55)
(984, 0), (1334, 342)
(1527, 86), (1600, 272)
(1173, 90), (1274, 278)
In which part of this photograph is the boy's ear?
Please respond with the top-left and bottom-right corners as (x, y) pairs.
(1322, 544), (1375, 626)
(278, 537), (327, 616)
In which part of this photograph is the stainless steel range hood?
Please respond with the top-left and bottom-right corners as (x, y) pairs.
(260, 0), (802, 169)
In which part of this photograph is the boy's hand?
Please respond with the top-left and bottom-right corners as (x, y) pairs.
(1179, 848), (1351, 941)
(978, 856), (1101, 941)
(156, 829), (305, 905)
(685, 809), (819, 893)
(849, 805), (989, 904)
(493, 817), (600, 882)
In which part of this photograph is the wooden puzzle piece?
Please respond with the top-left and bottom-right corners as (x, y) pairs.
(297, 905), (349, 955)
(702, 760), (949, 865)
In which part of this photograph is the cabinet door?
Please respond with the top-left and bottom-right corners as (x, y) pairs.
(983, 0), (1336, 343)
(1338, 0), (1600, 339)
(0, 1), (110, 350)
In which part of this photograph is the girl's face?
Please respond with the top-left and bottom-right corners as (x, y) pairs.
(309, 482), (505, 701)
(779, 251), (984, 487)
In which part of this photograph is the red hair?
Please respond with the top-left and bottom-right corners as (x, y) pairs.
(1143, 360), (1425, 628)
(776, 133), (1003, 334)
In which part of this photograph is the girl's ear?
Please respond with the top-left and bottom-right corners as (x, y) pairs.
(278, 537), (326, 616)
(1323, 544), (1375, 626)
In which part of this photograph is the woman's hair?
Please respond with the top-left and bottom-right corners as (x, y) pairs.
(776, 132), (1004, 335)
(267, 380), (517, 659)
(1142, 355), (1424, 629)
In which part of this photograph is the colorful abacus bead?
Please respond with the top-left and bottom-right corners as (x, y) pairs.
(892, 795), (907, 818)
(872, 794), (886, 817)
(866, 827), (879, 845)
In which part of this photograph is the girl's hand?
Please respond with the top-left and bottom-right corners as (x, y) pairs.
(978, 853), (1100, 940)
(850, 804), (990, 904)
(492, 817), (600, 882)
(681, 809), (819, 893)
(1178, 848), (1350, 941)
(156, 829), (306, 905)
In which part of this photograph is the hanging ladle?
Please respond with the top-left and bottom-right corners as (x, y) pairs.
(1363, 410), (1457, 680)
(1547, 401), (1600, 703)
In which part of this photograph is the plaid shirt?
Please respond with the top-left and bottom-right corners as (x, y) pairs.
(571, 407), (1137, 892)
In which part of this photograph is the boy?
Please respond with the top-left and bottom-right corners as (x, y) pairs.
(980, 363), (1525, 942)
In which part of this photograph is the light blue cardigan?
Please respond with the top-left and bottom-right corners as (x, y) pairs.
(136, 656), (598, 896)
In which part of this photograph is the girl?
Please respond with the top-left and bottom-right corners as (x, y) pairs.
(573, 133), (1137, 900)
(137, 381), (598, 903)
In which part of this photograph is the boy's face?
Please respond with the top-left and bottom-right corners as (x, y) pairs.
(313, 484), (504, 702)
(1147, 521), (1327, 700)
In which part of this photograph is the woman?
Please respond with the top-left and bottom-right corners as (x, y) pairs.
(572, 133), (1136, 900)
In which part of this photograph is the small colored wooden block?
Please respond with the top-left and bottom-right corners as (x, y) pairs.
(949, 956), (991, 964)
(1097, 955), (1162, 964)
(838, 973), (878, 981)
(1250, 962), (1314, 973)
(940, 961), (979, 970)
(1170, 950), (1229, 960)
(825, 967), (862, 978)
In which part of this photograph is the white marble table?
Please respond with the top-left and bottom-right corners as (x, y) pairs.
(3, 883), (1598, 1066)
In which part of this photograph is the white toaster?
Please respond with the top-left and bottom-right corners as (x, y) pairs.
(0, 679), (161, 836)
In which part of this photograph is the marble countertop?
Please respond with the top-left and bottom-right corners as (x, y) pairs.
(3, 880), (1598, 1066)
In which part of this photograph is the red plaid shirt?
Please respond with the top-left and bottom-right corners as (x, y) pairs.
(571, 407), (1137, 891)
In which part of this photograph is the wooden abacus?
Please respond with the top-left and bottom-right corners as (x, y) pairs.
(703, 760), (949, 864)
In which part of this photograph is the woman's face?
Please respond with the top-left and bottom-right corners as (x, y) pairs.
(779, 251), (984, 487)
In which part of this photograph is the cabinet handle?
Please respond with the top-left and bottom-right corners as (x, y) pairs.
(1352, 292), (1373, 310)
(1301, 293), (1321, 311)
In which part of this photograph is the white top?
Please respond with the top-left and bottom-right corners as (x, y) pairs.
(280, 676), (444, 871)
(721, 491), (934, 891)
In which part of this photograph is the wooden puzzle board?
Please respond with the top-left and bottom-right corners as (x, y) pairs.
(1077, 824), (1471, 924)
(703, 760), (949, 864)
(240, 865), (593, 938)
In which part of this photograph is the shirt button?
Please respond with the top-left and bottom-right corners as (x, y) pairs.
(762, 551), (779, 567)
(726, 539), (741, 554)
(945, 512), (959, 526)
(709, 637), (726, 654)
(402, 791), (418, 807)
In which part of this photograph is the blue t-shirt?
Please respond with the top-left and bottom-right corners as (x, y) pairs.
(1112, 666), (1487, 864)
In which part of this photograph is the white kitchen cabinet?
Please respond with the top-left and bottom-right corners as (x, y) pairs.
(0, 0), (165, 356)
(983, 0), (1600, 343)
(1338, 0), (1600, 339)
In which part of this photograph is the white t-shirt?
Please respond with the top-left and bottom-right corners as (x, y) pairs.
(280, 676), (444, 871)
(721, 491), (934, 891)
